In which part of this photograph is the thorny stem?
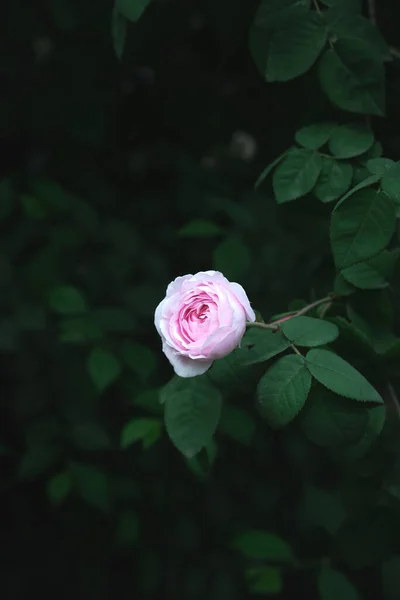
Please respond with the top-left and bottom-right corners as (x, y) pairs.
(246, 295), (336, 330)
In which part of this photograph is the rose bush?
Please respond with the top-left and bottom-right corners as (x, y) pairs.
(154, 270), (255, 377)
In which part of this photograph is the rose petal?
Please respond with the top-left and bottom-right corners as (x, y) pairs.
(163, 342), (213, 377)
(201, 326), (244, 359)
(228, 282), (256, 321)
(166, 274), (193, 298)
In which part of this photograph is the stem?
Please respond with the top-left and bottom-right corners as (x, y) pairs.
(290, 343), (303, 357)
(387, 382), (400, 420)
(246, 321), (279, 331)
(312, 0), (322, 15)
(295, 296), (334, 317)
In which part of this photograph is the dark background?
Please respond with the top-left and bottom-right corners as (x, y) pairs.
(1, 0), (400, 598)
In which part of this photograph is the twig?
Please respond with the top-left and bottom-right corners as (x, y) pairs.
(367, 0), (376, 25)
(387, 382), (400, 420)
(246, 321), (279, 332)
(312, 0), (322, 16)
(296, 296), (334, 317)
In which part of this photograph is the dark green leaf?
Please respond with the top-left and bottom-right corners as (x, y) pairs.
(273, 148), (322, 203)
(264, 13), (327, 82)
(219, 405), (255, 446)
(47, 471), (72, 505)
(70, 462), (109, 512)
(328, 123), (374, 159)
(366, 158), (395, 177)
(257, 354), (312, 428)
(381, 162), (400, 204)
(49, 285), (87, 315)
(111, 5), (127, 60)
(121, 341), (157, 381)
(341, 250), (399, 290)
(281, 316), (339, 347)
(87, 347), (121, 392)
(300, 387), (368, 447)
(246, 567), (283, 594)
(178, 219), (222, 237)
(314, 157), (353, 203)
(318, 39), (385, 116)
(305, 349), (383, 402)
(318, 568), (359, 600)
(240, 327), (291, 365)
(331, 189), (396, 269)
(116, 0), (151, 22)
(337, 173), (380, 204)
(120, 418), (161, 449)
(17, 445), (59, 481)
(295, 122), (335, 150)
(254, 149), (290, 189)
(162, 377), (222, 458)
(342, 404), (385, 459)
(233, 530), (294, 562)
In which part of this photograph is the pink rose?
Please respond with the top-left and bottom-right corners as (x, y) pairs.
(154, 270), (256, 378)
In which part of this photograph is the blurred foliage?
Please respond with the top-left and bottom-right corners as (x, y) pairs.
(2, 0), (400, 598)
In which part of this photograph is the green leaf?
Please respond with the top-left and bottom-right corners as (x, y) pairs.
(70, 462), (109, 512)
(219, 405), (255, 446)
(162, 376), (222, 458)
(334, 272), (356, 296)
(327, 13), (389, 61)
(59, 316), (103, 343)
(342, 404), (385, 459)
(68, 423), (111, 451)
(305, 349), (383, 403)
(341, 250), (399, 290)
(48, 285), (87, 315)
(116, 0), (151, 22)
(264, 13), (327, 82)
(87, 347), (121, 392)
(246, 567), (283, 595)
(21, 194), (46, 219)
(239, 327), (291, 365)
(213, 236), (251, 280)
(318, 568), (359, 600)
(111, 5), (127, 60)
(120, 418), (162, 449)
(17, 445), (59, 481)
(121, 341), (157, 381)
(337, 174), (380, 204)
(257, 355), (312, 428)
(314, 158), (353, 203)
(273, 148), (322, 203)
(299, 387), (368, 447)
(331, 189), (396, 269)
(254, 149), (290, 189)
(281, 316), (339, 347)
(366, 158), (395, 177)
(47, 471), (72, 505)
(295, 122), (335, 150)
(381, 162), (400, 204)
(178, 219), (222, 237)
(232, 530), (294, 563)
(318, 39), (385, 116)
(328, 123), (374, 159)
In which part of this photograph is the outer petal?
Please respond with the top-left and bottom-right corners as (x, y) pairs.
(163, 342), (213, 378)
(228, 282), (256, 321)
(154, 297), (167, 336)
(201, 326), (244, 360)
(166, 274), (193, 298)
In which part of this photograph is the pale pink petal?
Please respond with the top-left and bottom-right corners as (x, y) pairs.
(166, 274), (193, 297)
(163, 342), (213, 377)
(201, 325), (244, 359)
(228, 282), (256, 321)
(154, 297), (167, 336)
